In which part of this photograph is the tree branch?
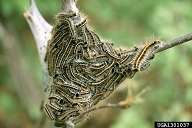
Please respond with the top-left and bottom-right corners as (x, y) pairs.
(24, 0), (52, 86)
(61, 0), (79, 14)
(24, 0), (192, 128)
(154, 32), (192, 54)
(73, 85), (150, 122)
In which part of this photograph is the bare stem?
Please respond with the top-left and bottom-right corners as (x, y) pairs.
(74, 86), (150, 122)
(154, 32), (192, 54)
(24, 0), (52, 86)
(61, 0), (78, 14)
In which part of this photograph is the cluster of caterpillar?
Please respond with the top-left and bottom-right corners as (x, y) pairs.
(43, 11), (161, 127)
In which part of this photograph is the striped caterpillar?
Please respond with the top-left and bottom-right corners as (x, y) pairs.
(131, 40), (161, 71)
(44, 11), (161, 127)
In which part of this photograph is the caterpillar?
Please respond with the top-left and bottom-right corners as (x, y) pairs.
(44, 11), (160, 127)
(132, 40), (161, 71)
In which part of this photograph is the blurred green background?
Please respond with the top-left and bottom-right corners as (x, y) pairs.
(0, 0), (192, 128)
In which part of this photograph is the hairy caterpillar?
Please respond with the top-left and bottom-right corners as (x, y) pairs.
(44, 11), (161, 127)
(132, 40), (161, 71)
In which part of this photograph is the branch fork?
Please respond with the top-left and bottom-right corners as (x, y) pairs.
(24, 0), (192, 128)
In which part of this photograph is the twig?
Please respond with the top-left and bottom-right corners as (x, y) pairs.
(72, 86), (150, 123)
(154, 32), (192, 54)
(61, 0), (79, 14)
(24, 0), (52, 86)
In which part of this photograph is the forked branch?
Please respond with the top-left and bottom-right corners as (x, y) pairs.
(24, 0), (192, 128)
